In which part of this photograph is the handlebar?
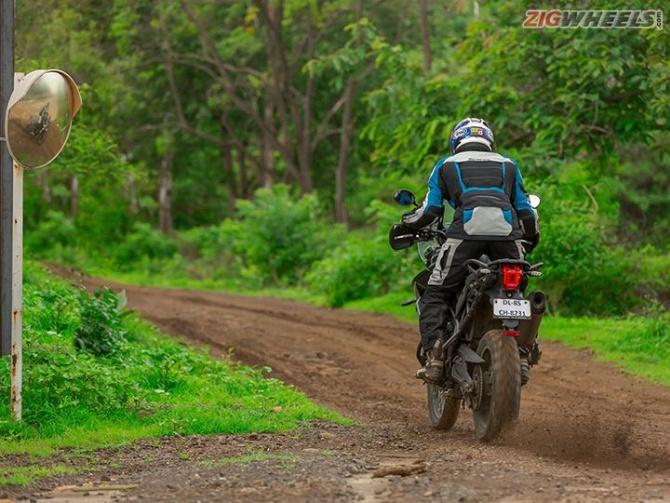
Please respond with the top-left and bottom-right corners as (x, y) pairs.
(416, 227), (448, 242)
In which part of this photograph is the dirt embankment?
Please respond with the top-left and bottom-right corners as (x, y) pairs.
(15, 271), (670, 502)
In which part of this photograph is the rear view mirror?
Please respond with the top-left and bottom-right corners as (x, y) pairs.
(528, 194), (541, 209)
(394, 189), (416, 207)
(4, 70), (81, 169)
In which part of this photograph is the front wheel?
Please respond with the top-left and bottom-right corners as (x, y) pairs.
(427, 383), (460, 430)
(472, 330), (521, 441)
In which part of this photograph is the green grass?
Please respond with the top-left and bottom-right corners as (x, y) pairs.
(345, 291), (670, 386)
(541, 316), (670, 385)
(0, 263), (347, 459)
(0, 464), (79, 486)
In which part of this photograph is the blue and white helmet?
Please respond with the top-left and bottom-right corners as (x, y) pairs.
(449, 117), (495, 153)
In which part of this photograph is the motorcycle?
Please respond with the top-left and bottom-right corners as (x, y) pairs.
(389, 189), (545, 441)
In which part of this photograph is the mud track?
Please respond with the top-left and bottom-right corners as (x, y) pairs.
(26, 272), (670, 501)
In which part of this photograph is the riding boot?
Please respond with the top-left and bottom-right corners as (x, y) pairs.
(416, 340), (444, 383)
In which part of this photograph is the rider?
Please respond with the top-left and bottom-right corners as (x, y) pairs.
(402, 118), (540, 383)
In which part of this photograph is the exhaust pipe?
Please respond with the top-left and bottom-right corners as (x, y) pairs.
(518, 291), (546, 347)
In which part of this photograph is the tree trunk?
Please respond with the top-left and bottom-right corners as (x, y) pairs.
(419, 0), (432, 73)
(69, 174), (79, 219)
(221, 144), (237, 212)
(38, 171), (51, 203)
(126, 172), (139, 215)
(335, 80), (355, 224)
(261, 102), (274, 188)
(237, 145), (250, 198)
(158, 147), (174, 234)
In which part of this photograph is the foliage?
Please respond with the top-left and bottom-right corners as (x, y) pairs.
(114, 223), (178, 269)
(15, 0), (670, 317)
(231, 185), (345, 284)
(308, 236), (395, 307)
(74, 288), (128, 356)
(25, 211), (77, 257)
(307, 200), (418, 306)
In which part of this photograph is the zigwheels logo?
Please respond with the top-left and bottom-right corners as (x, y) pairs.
(523, 9), (663, 29)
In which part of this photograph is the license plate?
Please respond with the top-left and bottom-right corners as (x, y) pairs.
(493, 298), (531, 319)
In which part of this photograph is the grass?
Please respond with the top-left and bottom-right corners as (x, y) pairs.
(540, 316), (670, 385)
(0, 464), (79, 486)
(0, 263), (347, 461)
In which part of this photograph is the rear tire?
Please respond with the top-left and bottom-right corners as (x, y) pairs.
(472, 330), (521, 442)
(427, 383), (460, 430)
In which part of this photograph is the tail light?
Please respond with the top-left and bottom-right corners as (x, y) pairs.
(501, 265), (523, 291)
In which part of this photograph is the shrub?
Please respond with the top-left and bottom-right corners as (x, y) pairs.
(307, 199), (420, 307)
(26, 210), (77, 258)
(14, 267), (146, 423)
(530, 180), (634, 316)
(232, 185), (344, 284)
(74, 288), (128, 356)
(308, 236), (398, 307)
(114, 222), (178, 269)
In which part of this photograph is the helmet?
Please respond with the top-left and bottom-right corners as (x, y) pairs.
(449, 117), (495, 153)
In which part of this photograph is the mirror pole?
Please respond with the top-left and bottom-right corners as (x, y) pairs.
(10, 162), (21, 421)
(0, 0), (15, 360)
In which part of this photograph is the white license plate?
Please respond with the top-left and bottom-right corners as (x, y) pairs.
(493, 298), (531, 319)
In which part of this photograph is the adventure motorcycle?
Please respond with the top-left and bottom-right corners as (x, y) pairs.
(389, 189), (545, 441)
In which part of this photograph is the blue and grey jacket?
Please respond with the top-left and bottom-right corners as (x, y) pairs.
(403, 147), (539, 241)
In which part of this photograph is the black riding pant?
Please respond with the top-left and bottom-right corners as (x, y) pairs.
(418, 239), (525, 351)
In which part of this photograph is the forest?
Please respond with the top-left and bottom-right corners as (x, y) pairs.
(16, 0), (669, 317)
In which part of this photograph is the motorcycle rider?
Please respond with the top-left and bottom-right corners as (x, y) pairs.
(402, 118), (540, 383)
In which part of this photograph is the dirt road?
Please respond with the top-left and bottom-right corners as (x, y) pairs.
(22, 275), (670, 501)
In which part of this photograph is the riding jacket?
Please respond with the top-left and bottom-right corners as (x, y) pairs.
(403, 145), (539, 242)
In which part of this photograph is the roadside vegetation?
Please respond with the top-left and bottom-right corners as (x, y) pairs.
(0, 264), (343, 460)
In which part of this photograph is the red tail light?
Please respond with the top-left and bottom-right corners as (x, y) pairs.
(501, 265), (523, 290)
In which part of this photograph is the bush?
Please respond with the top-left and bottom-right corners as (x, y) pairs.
(528, 176), (635, 316)
(74, 288), (128, 356)
(307, 199), (420, 307)
(308, 236), (398, 307)
(15, 268), (146, 422)
(26, 210), (77, 258)
(114, 222), (178, 269)
(232, 185), (344, 284)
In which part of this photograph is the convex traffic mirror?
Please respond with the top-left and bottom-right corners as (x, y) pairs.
(4, 70), (81, 168)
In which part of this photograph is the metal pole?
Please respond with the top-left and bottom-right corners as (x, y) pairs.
(10, 162), (21, 420)
(0, 0), (15, 358)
